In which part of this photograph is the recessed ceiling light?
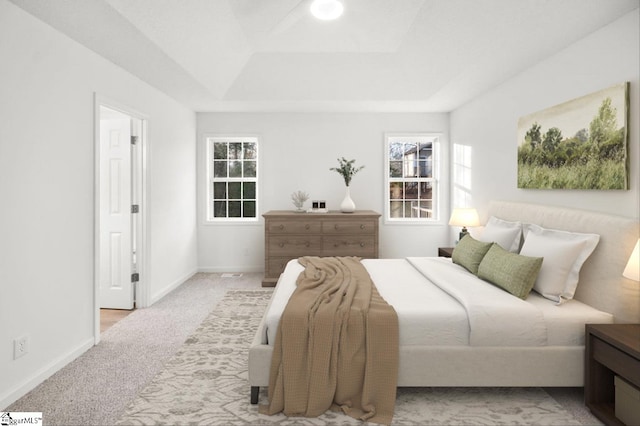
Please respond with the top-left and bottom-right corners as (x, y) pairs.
(310, 0), (344, 21)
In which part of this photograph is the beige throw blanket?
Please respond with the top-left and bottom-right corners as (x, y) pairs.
(260, 256), (399, 425)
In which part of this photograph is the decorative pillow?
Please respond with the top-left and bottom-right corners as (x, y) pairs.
(452, 234), (493, 275)
(477, 243), (543, 299)
(520, 224), (600, 303)
(478, 216), (523, 253)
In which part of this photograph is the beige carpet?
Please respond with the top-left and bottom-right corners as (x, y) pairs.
(117, 289), (595, 425)
(7, 273), (262, 426)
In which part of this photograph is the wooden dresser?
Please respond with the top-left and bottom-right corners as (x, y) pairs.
(262, 210), (381, 287)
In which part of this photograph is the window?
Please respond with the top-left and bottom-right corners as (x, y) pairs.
(206, 136), (258, 222)
(385, 134), (440, 222)
(452, 143), (473, 207)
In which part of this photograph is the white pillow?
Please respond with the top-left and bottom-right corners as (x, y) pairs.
(477, 216), (522, 253)
(520, 224), (599, 303)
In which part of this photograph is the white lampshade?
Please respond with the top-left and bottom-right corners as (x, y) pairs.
(448, 208), (480, 228)
(623, 239), (639, 281)
(310, 0), (344, 20)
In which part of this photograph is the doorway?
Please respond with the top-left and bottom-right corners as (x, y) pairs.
(94, 97), (147, 343)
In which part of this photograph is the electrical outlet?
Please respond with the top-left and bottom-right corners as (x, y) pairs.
(14, 335), (29, 360)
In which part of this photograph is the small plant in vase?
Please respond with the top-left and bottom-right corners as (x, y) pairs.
(330, 157), (364, 213)
(291, 190), (309, 212)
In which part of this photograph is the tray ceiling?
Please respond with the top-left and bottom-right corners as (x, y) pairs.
(9, 0), (639, 112)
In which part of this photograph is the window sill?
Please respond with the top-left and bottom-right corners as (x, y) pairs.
(201, 219), (261, 226)
(383, 219), (445, 226)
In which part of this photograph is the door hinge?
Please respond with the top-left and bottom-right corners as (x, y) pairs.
(131, 136), (139, 145)
(131, 204), (139, 214)
(131, 273), (140, 283)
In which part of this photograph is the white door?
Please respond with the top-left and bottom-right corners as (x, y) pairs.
(99, 107), (134, 309)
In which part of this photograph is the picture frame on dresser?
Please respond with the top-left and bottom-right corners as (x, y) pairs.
(262, 210), (381, 287)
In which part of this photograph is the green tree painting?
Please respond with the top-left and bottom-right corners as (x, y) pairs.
(517, 83), (629, 189)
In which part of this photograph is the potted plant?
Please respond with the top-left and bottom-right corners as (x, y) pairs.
(290, 190), (309, 212)
(330, 157), (364, 213)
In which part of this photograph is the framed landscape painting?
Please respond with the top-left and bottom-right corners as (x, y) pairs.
(517, 82), (629, 189)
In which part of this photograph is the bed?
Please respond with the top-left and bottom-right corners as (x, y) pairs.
(248, 201), (639, 405)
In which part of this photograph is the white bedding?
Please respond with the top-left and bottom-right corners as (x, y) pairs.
(408, 257), (547, 346)
(262, 257), (613, 348)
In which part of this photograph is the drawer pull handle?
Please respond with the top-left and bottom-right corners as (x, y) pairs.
(279, 225), (284, 230)
(360, 242), (365, 247)
(360, 224), (365, 229)
(305, 224), (310, 230)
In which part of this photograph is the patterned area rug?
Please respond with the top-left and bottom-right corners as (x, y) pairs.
(117, 289), (583, 425)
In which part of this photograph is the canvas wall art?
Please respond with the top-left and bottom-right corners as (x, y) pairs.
(517, 82), (629, 189)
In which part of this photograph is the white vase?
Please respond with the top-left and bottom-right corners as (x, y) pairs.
(340, 186), (356, 213)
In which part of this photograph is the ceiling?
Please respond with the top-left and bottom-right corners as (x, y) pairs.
(9, 0), (639, 112)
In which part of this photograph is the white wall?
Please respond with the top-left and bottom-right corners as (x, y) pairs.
(0, 0), (197, 408)
(197, 112), (450, 271)
(450, 10), (640, 223)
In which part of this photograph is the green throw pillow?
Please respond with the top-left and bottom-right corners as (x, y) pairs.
(452, 234), (493, 275)
(477, 243), (543, 299)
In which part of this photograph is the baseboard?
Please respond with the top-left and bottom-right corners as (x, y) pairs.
(150, 268), (198, 305)
(198, 266), (263, 273)
(0, 337), (94, 410)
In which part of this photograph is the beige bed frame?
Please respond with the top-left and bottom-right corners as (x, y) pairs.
(248, 201), (639, 403)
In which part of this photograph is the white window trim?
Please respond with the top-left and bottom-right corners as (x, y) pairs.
(204, 135), (260, 224)
(384, 133), (442, 225)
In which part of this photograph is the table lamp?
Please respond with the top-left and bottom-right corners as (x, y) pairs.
(449, 208), (480, 242)
(623, 239), (639, 281)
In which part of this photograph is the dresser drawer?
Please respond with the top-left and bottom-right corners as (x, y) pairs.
(268, 221), (322, 234)
(592, 336), (640, 386)
(322, 220), (376, 234)
(323, 236), (375, 256)
(269, 236), (322, 255)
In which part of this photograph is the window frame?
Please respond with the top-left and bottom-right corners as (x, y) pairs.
(205, 135), (259, 223)
(384, 133), (442, 224)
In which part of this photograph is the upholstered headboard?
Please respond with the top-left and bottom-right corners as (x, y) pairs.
(485, 201), (639, 324)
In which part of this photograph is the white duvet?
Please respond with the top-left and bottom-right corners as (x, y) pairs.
(262, 257), (613, 347)
(407, 257), (546, 346)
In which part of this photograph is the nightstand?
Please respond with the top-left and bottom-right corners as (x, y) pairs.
(438, 247), (454, 258)
(585, 324), (640, 426)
